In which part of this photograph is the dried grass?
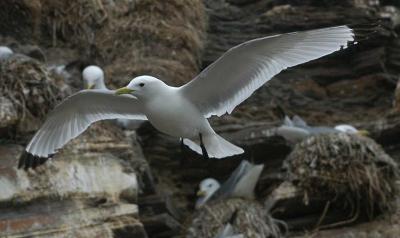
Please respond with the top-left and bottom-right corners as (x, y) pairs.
(96, 0), (207, 86)
(186, 198), (283, 238)
(0, 55), (64, 130)
(2, 0), (207, 87)
(283, 133), (399, 220)
(38, 0), (207, 85)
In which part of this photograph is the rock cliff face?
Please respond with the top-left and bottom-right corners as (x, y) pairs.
(0, 0), (400, 237)
(0, 123), (148, 237)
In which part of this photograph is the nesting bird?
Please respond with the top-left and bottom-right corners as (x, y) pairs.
(186, 199), (282, 238)
(188, 161), (275, 237)
(21, 25), (358, 168)
(196, 160), (264, 209)
(82, 65), (107, 90)
(276, 115), (369, 143)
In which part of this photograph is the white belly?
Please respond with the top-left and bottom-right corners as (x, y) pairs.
(144, 96), (211, 138)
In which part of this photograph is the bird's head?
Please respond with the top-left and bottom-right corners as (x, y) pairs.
(334, 124), (369, 136)
(0, 46), (13, 60)
(115, 75), (166, 100)
(82, 65), (105, 90)
(195, 178), (221, 209)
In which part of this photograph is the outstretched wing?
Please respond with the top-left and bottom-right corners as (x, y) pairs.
(180, 25), (355, 117)
(24, 89), (146, 160)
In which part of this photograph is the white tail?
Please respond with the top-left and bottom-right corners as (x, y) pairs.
(183, 133), (244, 158)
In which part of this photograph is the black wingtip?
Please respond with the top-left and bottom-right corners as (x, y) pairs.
(18, 152), (50, 170)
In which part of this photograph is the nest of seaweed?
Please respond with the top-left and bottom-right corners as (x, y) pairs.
(283, 133), (399, 221)
(0, 54), (64, 131)
(185, 198), (283, 238)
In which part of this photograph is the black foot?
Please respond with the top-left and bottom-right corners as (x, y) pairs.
(199, 133), (209, 159)
(18, 152), (50, 170)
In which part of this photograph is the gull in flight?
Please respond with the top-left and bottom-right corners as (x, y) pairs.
(20, 25), (356, 169)
(195, 160), (264, 209)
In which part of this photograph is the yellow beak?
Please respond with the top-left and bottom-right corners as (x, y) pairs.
(196, 190), (206, 197)
(115, 87), (134, 95)
(86, 84), (95, 90)
(357, 129), (370, 137)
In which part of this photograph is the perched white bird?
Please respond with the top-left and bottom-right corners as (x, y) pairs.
(21, 25), (356, 169)
(276, 115), (369, 143)
(196, 160), (264, 209)
(82, 65), (107, 90)
(0, 46), (13, 60)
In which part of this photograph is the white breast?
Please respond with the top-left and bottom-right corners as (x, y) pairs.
(144, 92), (210, 138)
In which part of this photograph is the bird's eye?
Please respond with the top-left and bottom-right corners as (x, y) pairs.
(139, 83), (145, 87)
(207, 184), (212, 188)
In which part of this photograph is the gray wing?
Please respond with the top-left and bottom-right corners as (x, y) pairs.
(306, 126), (337, 134)
(179, 26), (355, 117)
(212, 160), (250, 200)
(282, 116), (294, 126)
(276, 126), (310, 143)
(231, 163), (264, 198)
(25, 89), (147, 157)
(212, 160), (264, 200)
(292, 115), (308, 127)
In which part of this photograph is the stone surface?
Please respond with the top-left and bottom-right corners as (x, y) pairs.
(0, 121), (147, 237)
(292, 195), (400, 238)
(0, 200), (145, 238)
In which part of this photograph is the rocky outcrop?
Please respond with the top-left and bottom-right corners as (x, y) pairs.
(0, 121), (148, 237)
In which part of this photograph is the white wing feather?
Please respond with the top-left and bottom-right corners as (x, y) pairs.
(180, 25), (355, 117)
(26, 89), (147, 157)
